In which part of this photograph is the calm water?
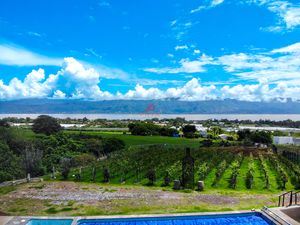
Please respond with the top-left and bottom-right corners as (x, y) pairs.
(1, 113), (300, 121)
(26, 219), (73, 225)
(77, 213), (273, 225)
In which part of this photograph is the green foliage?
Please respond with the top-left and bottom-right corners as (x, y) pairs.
(258, 154), (270, 189)
(182, 125), (197, 138)
(103, 168), (110, 182)
(102, 138), (125, 156)
(128, 122), (178, 137)
(32, 115), (62, 135)
(237, 129), (272, 146)
(198, 163), (209, 180)
(0, 141), (23, 182)
(199, 139), (213, 147)
(212, 160), (227, 186)
(229, 154), (243, 189)
(209, 126), (223, 137)
(246, 154), (254, 189)
(146, 169), (156, 185)
(0, 119), (10, 128)
(60, 158), (71, 180)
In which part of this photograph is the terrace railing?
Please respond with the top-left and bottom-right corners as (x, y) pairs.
(292, 191), (300, 205)
(278, 191), (300, 207)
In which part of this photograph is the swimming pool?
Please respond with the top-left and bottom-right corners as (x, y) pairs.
(77, 212), (275, 225)
(26, 219), (73, 225)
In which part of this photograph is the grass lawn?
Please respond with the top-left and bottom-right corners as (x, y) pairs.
(65, 130), (201, 148)
(0, 181), (278, 216)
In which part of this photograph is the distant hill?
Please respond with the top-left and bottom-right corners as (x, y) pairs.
(0, 98), (300, 114)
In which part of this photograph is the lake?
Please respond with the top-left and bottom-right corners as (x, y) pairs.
(1, 113), (300, 121)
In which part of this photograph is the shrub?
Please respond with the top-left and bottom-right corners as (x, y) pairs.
(103, 168), (110, 182)
(146, 169), (156, 185)
(60, 158), (71, 180)
(32, 115), (62, 135)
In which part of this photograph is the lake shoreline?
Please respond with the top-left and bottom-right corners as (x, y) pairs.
(1, 113), (300, 121)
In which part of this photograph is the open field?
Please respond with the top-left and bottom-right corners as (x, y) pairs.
(65, 130), (202, 148)
(0, 181), (278, 216)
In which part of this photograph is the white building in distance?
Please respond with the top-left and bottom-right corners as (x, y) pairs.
(273, 136), (300, 145)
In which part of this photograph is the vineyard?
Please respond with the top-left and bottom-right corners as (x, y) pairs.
(66, 145), (300, 192)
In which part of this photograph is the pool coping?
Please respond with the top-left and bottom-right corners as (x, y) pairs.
(266, 206), (300, 225)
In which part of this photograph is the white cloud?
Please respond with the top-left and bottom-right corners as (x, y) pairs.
(175, 45), (188, 51)
(190, 0), (225, 13)
(0, 68), (57, 99)
(0, 43), (62, 66)
(249, 0), (300, 31)
(145, 54), (213, 74)
(2, 42), (300, 102)
(53, 90), (66, 99)
(211, 0), (225, 7)
(217, 42), (300, 82)
(267, 1), (300, 30)
(271, 42), (300, 53)
(0, 57), (112, 99)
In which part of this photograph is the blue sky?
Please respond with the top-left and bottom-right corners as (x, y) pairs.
(0, 0), (300, 101)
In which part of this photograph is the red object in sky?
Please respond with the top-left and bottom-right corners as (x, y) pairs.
(145, 103), (155, 113)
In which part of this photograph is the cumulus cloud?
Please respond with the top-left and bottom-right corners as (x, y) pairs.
(0, 57), (112, 99)
(0, 44), (62, 66)
(0, 68), (57, 99)
(1, 48), (300, 102)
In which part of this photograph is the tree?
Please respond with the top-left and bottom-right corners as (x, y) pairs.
(251, 131), (272, 146)
(60, 158), (71, 180)
(103, 168), (110, 182)
(32, 115), (62, 135)
(182, 125), (197, 138)
(23, 143), (45, 177)
(209, 126), (223, 137)
(84, 138), (103, 157)
(0, 141), (23, 182)
(102, 138), (125, 156)
(0, 119), (10, 127)
(200, 139), (213, 147)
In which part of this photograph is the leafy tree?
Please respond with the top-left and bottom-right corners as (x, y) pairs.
(146, 169), (156, 185)
(103, 168), (110, 182)
(84, 138), (103, 157)
(182, 125), (196, 138)
(237, 129), (251, 141)
(251, 131), (272, 146)
(103, 138), (125, 156)
(0, 141), (23, 182)
(163, 172), (171, 186)
(32, 115), (62, 135)
(0, 119), (10, 127)
(209, 126), (223, 137)
(23, 143), (45, 177)
(200, 139), (213, 147)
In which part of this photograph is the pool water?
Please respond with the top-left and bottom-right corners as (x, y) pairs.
(26, 219), (73, 225)
(78, 213), (274, 225)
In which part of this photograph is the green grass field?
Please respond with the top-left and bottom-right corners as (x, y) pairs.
(65, 130), (202, 148)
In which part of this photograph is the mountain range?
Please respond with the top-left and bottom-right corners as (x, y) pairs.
(0, 99), (300, 114)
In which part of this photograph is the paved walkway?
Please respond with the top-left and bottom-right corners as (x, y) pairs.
(0, 217), (13, 225)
